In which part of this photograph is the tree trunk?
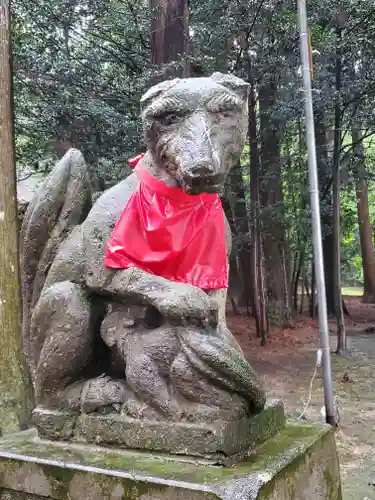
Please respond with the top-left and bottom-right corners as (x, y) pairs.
(293, 246), (306, 312)
(150, 0), (190, 76)
(332, 27), (346, 354)
(221, 196), (243, 315)
(315, 115), (335, 315)
(0, 1), (34, 433)
(352, 125), (375, 303)
(227, 163), (252, 312)
(249, 61), (268, 344)
(259, 81), (291, 325)
(310, 259), (316, 319)
(293, 120), (308, 315)
(228, 251), (241, 315)
(332, 153), (346, 353)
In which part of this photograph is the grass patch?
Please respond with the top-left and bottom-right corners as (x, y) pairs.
(341, 287), (363, 297)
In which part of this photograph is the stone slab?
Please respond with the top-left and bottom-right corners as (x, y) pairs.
(32, 400), (285, 463)
(0, 423), (342, 499)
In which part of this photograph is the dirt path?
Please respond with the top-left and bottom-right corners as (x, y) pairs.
(228, 296), (375, 500)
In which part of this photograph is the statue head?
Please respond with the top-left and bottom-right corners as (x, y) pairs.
(140, 73), (249, 195)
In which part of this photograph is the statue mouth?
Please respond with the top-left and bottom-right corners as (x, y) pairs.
(183, 184), (221, 195)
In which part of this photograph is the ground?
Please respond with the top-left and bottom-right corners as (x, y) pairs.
(228, 290), (375, 500)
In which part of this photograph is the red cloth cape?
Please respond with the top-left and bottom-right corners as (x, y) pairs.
(104, 156), (228, 290)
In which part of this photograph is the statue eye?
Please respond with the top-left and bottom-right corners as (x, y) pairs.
(218, 109), (234, 118)
(159, 113), (182, 126)
(209, 107), (235, 119)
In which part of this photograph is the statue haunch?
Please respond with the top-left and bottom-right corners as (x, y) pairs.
(20, 73), (266, 425)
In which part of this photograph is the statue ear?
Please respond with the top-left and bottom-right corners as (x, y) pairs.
(210, 72), (249, 101)
(140, 78), (180, 106)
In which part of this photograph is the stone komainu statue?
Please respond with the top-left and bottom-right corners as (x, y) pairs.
(20, 73), (266, 435)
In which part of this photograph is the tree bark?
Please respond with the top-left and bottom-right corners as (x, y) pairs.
(332, 27), (346, 354)
(352, 125), (375, 303)
(221, 196), (243, 315)
(227, 163), (252, 312)
(249, 61), (268, 344)
(315, 115), (335, 315)
(150, 0), (190, 76)
(259, 81), (291, 325)
(0, 0), (34, 433)
(227, 251), (241, 315)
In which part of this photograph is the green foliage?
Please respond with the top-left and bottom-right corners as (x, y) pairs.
(12, 0), (151, 187)
(341, 189), (362, 285)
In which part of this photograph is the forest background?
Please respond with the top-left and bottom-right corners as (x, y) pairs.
(12, 0), (375, 347)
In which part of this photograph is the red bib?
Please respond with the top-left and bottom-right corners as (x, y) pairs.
(104, 156), (228, 290)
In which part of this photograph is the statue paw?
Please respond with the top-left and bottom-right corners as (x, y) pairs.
(156, 282), (218, 327)
(40, 377), (131, 413)
(77, 376), (132, 413)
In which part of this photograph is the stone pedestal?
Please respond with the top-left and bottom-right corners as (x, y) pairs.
(0, 423), (342, 499)
(32, 401), (285, 464)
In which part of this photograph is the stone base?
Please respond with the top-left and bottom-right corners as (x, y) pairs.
(32, 400), (285, 463)
(0, 423), (342, 499)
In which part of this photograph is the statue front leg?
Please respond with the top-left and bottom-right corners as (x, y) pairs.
(87, 266), (219, 327)
(31, 281), (129, 411)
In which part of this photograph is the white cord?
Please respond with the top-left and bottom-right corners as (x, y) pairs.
(298, 349), (322, 420)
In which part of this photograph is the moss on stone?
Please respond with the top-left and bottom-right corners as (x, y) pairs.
(323, 466), (343, 500)
(0, 423), (341, 499)
(40, 465), (75, 498)
(0, 424), (329, 483)
(232, 423), (327, 475)
(256, 426), (341, 500)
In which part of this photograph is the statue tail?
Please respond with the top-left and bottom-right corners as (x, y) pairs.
(178, 327), (266, 414)
(20, 149), (92, 377)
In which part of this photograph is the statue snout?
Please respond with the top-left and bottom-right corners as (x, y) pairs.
(181, 161), (223, 195)
(189, 161), (215, 178)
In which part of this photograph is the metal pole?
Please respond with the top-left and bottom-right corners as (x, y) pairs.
(297, 0), (336, 425)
